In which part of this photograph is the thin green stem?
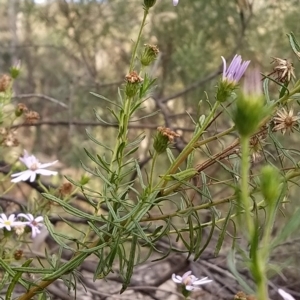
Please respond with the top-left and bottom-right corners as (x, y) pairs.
(129, 7), (149, 72)
(194, 125), (235, 148)
(159, 101), (220, 189)
(240, 136), (254, 240)
(149, 151), (158, 192)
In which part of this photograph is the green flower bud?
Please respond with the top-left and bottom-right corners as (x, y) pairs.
(216, 79), (235, 102)
(80, 174), (90, 185)
(144, 0), (156, 8)
(10, 60), (21, 79)
(141, 44), (159, 66)
(233, 69), (270, 137)
(15, 103), (28, 117)
(260, 165), (281, 205)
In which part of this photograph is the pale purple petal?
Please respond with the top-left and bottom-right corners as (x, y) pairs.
(278, 289), (296, 300)
(38, 160), (58, 169)
(221, 56), (227, 80)
(34, 216), (44, 223)
(35, 169), (57, 176)
(222, 54), (250, 84)
(29, 171), (37, 182)
(193, 277), (213, 285)
(17, 213), (34, 221)
(31, 226), (41, 238)
(173, 0), (179, 6)
(11, 170), (33, 183)
(172, 274), (183, 283)
(186, 285), (198, 291)
(11, 171), (30, 177)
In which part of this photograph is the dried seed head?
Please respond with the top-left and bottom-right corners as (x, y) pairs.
(249, 134), (266, 163)
(269, 57), (295, 83)
(14, 249), (23, 260)
(141, 44), (159, 66)
(125, 71), (143, 84)
(0, 74), (12, 92)
(125, 71), (143, 97)
(153, 127), (180, 154)
(273, 108), (299, 135)
(59, 182), (73, 196)
(157, 126), (180, 142)
(25, 111), (40, 124)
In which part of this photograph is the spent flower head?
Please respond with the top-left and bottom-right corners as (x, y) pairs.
(11, 150), (58, 183)
(216, 54), (250, 102)
(172, 270), (212, 297)
(269, 57), (295, 83)
(153, 126), (180, 154)
(125, 71), (143, 97)
(273, 108), (299, 135)
(17, 213), (44, 238)
(141, 44), (159, 66)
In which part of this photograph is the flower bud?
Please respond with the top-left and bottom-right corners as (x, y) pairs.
(15, 103), (28, 117)
(153, 127), (180, 154)
(233, 69), (269, 137)
(14, 249), (23, 260)
(125, 71), (143, 98)
(80, 174), (90, 185)
(10, 60), (21, 79)
(144, 0), (156, 8)
(141, 44), (159, 66)
(260, 165), (281, 205)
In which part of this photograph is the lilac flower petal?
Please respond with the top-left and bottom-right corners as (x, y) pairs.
(29, 171), (37, 182)
(11, 171), (33, 183)
(173, 0), (179, 6)
(221, 54), (250, 85)
(39, 160), (58, 169)
(193, 277), (213, 285)
(31, 226), (41, 238)
(11, 171), (27, 177)
(17, 213), (33, 221)
(35, 169), (57, 176)
(221, 56), (227, 80)
(35, 216), (44, 223)
(186, 285), (199, 291)
(172, 274), (183, 283)
(278, 289), (296, 300)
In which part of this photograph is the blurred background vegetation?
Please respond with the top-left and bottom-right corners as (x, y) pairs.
(3, 0), (300, 167)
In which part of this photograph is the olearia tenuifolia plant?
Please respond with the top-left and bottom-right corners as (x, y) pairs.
(2, 1), (300, 300)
